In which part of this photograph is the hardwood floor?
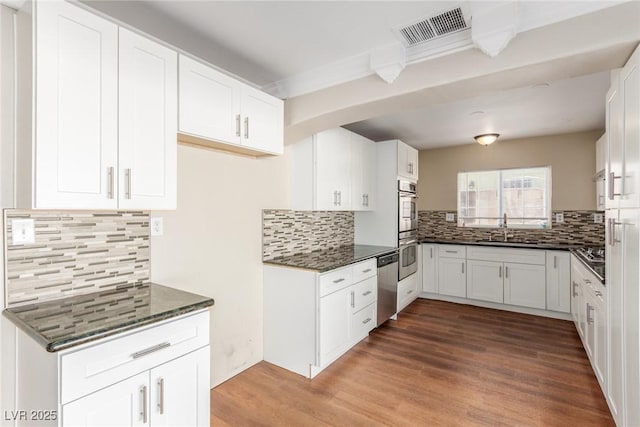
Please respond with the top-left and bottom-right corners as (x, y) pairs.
(211, 299), (614, 426)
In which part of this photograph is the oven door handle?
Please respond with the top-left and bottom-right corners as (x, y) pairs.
(399, 239), (417, 246)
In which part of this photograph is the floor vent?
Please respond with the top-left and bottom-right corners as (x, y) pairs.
(396, 7), (469, 47)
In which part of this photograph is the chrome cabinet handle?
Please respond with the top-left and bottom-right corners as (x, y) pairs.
(107, 167), (114, 199)
(333, 191), (338, 206)
(140, 385), (148, 424)
(584, 279), (591, 285)
(430, 248), (433, 259)
(362, 268), (372, 273)
(332, 278), (345, 284)
(157, 378), (164, 414)
(554, 256), (557, 269)
(338, 191), (342, 206)
(586, 303), (594, 324)
(499, 266), (502, 278)
(362, 290), (372, 296)
(131, 342), (171, 359)
(244, 117), (249, 139)
(608, 172), (622, 200)
(445, 250), (457, 254)
(350, 290), (355, 308)
(608, 218), (622, 246)
(572, 281), (578, 297)
(461, 262), (465, 274)
(125, 168), (132, 199)
(365, 194), (369, 207)
(235, 114), (241, 137)
(407, 289), (414, 295)
(595, 290), (602, 297)
(362, 317), (372, 324)
(505, 266), (509, 278)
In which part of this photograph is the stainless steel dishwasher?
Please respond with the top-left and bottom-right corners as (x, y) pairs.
(377, 251), (399, 326)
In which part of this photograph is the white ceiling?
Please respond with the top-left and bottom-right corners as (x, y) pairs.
(344, 71), (611, 149)
(81, 0), (634, 149)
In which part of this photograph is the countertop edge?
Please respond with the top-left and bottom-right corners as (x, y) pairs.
(419, 239), (582, 251)
(263, 246), (398, 273)
(3, 296), (214, 353)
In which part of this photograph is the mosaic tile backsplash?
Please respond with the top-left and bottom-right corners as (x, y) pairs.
(4, 210), (150, 307)
(418, 210), (605, 246)
(262, 210), (354, 260)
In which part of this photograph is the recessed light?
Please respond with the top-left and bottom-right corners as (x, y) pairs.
(469, 110), (485, 117)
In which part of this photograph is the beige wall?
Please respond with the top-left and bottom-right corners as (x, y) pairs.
(417, 130), (602, 211)
(150, 144), (289, 388)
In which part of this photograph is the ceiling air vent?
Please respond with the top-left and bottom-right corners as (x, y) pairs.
(397, 7), (469, 47)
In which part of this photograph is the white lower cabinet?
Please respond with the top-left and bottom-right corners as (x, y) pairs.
(421, 244), (437, 293)
(467, 260), (503, 303)
(63, 347), (208, 427)
(397, 273), (418, 312)
(437, 245), (466, 298)
(503, 263), (546, 310)
(546, 251), (571, 313)
(264, 258), (377, 378)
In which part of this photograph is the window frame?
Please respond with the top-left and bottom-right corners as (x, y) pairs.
(457, 166), (552, 229)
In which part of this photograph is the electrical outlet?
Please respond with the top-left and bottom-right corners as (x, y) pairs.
(150, 217), (163, 236)
(594, 213), (603, 224)
(12, 219), (35, 245)
(445, 213), (455, 222)
(555, 212), (564, 223)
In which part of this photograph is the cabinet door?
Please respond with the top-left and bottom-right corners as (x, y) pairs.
(503, 263), (546, 309)
(35, 1), (118, 209)
(63, 372), (148, 427)
(119, 28), (177, 210)
(397, 273), (418, 312)
(407, 145), (419, 181)
(319, 286), (351, 366)
(546, 251), (571, 313)
(438, 258), (466, 298)
(620, 208), (640, 426)
(150, 346), (210, 427)
(584, 286), (596, 360)
(593, 295), (607, 388)
(178, 55), (240, 145)
(362, 137), (376, 210)
(422, 244), (437, 293)
(607, 209), (623, 423)
(570, 259), (585, 338)
(467, 260), (503, 303)
(620, 45), (640, 209)
(240, 85), (284, 154)
(350, 133), (366, 211)
(606, 71), (623, 210)
(315, 128), (351, 210)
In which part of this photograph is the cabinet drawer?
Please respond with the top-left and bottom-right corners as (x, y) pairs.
(397, 273), (418, 312)
(467, 246), (545, 265)
(60, 310), (209, 404)
(319, 266), (353, 297)
(351, 303), (376, 341)
(352, 258), (377, 283)
(438, 245), (466, 259)
(352, 276), (377, 312)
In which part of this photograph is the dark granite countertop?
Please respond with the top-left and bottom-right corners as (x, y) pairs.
(3, 283), (214, 352)
(263, 244), (397, 273)
(571, 250), (605, 285)
(419, 238), (584, 251)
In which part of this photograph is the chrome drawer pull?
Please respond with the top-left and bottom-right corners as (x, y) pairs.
(332, 278), (345, 284)
(362, 317), (372, 324)
(362, 290), (372, 296)
(445, 250), (457, 254)
(131, 342), (171, 359)
(362, 268), (372, 273)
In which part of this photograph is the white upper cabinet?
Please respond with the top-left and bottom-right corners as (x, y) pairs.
(397, 141), (419, 182)
(240, 85), (284, 155)
(290, 127), (376, 211)
(19, 1), (177, 210)
(178, 55), (284, 156)
(119, 28), (177, 210)
(607, 44), (640, 210)
(178, 55), (240, 146)
(34, 0), (118, 209)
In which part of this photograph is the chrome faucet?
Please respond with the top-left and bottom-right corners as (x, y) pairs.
(502, 213), (508, 241)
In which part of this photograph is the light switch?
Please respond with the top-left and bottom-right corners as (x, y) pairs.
(594, 213), (603, 224)
(12, 219), (35, 245)
(555, 212), (564, 223)
(150, 217), (163, 236)
(445, 213), (455, 222)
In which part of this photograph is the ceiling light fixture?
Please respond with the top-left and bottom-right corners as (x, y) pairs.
(474, 133), (500, 146)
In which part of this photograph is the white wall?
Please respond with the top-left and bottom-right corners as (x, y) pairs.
(150, 144), (289, 387)
(0, 4), (16, 420)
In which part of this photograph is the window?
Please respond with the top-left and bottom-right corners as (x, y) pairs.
(457, 167), (551, 228)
